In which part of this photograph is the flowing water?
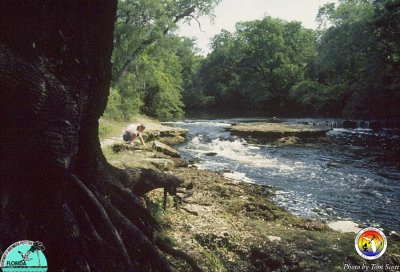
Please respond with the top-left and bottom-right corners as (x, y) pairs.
(165, 118), (400, 231)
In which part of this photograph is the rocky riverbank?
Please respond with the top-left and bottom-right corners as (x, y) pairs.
(100, 119), (400, 272)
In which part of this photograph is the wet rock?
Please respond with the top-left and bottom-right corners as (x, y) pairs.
(327, 162), (341, 168)
(143, 131), (160, 142)
(244, 137), (259, 144)
(111, 142), (141, 153)
(343, 120), (357, 128)
(142, 123), (188, 145)
(158, 136), (187, 145)
(266, 117), (283, 123)
(275, 136), (302, 145)
(318, 136), (333, 143)
(188, 157), (201, 164)
(172, 158), (189, 168)
(159, 129), (187, 137)
(226, 122), (330, 142)
(153, 140), (180, 158)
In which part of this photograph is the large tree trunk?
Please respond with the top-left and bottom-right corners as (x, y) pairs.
(0, 1), (181, 271)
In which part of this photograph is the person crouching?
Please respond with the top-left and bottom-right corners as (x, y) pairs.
(122, 124), (146, 147)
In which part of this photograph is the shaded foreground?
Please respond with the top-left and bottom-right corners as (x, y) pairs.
(102, 119), (400, 271)
(1, 3), (188, 270)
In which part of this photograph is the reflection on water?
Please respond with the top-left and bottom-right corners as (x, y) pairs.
(168, 118), (400, 231)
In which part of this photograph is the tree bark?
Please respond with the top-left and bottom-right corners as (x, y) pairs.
(0, 1), (182, 271)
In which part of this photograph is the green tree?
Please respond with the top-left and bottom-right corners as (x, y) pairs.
(140, 37), (185, 120)
(315, 0), (400, 118)
(104, 87), (125, 120)
(108, 0), (220, 120)
(193, 17), (316, 115)
(187, 0), (399, 119)
(112, 0), (220, 82)
(177, 38), (211, 113)
(290, 81), (348, 116)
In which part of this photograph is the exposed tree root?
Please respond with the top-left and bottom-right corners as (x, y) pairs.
(105, 178), (160, 237)
(105, 166), (206, 271)
(69, 174), (136, 271)
(110, 166), (184, 196)
(181, 207), (199, 216)
(0, 2), (204, 269)
(97, 192), (175, 272)
(156, 236), (204, 272)
(70, 167), (203, 271)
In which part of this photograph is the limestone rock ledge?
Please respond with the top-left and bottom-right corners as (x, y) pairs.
(226, 122), (330, 142)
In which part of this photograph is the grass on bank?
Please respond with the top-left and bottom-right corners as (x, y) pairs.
(99, 115), (161, 141)
(99, 117), (128, 141)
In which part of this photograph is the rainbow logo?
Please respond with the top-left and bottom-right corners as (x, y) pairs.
(355, 227), (387, 260)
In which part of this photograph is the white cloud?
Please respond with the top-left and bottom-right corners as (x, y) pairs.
(177, 0), (337, 55)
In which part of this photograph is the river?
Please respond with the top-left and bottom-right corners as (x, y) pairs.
(165, 118), (400, 231)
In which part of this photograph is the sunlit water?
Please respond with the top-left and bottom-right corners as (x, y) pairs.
(165, 119), (400, 231)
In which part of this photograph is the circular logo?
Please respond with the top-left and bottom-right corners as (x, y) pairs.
(0, 240), (48, 271)
(355, 227), (387, 260)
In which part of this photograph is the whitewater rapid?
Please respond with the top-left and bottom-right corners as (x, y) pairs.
(168, 119), (400, 231)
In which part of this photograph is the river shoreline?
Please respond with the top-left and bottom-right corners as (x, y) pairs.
(100, 117), (400, 271)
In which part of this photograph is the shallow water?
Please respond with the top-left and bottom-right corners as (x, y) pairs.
(166, 118), (400, 231)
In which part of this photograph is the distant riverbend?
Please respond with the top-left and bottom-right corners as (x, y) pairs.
(165, 118), (400, 231)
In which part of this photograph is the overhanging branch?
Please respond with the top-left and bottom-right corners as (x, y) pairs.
(112, 5), (200, 82)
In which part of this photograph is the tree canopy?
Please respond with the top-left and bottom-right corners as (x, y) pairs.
(107, 0), (219, 120)
(188, 17), (316, 116)
(183, 0), (399, 119)
(106, 0), (399, 120)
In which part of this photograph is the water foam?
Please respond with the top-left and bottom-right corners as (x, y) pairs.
(186, 136), (303, 172)
(223, 171), (254, 183)
(173, 118), (400, 230)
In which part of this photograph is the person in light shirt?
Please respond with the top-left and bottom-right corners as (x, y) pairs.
(122, 124), (146, 147)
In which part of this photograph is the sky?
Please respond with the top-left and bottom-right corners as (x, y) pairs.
(177, 0), (337, 55)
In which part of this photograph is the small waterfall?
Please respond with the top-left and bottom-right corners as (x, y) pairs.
(302, 119), (400, 130)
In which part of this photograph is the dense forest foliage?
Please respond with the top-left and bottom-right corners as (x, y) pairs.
(106, 0), (400, 120)
(105, 0), (217, 120)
